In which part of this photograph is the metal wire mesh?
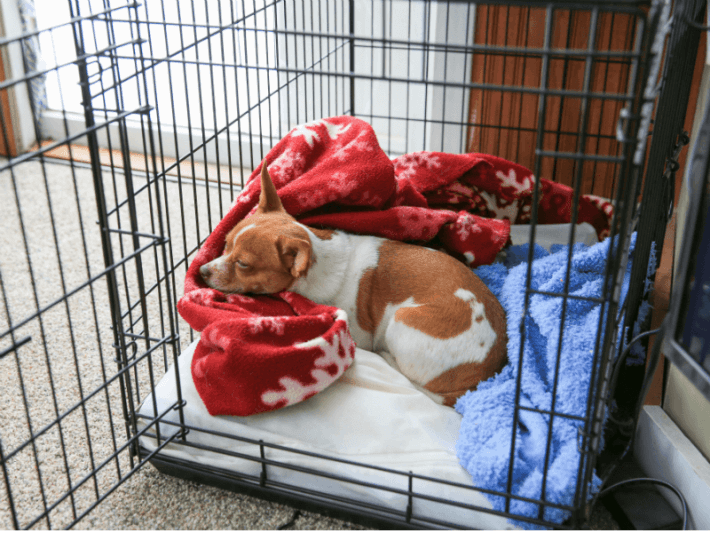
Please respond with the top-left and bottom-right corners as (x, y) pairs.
(0, 0), (698, 528)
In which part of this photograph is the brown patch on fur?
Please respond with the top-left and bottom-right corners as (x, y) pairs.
(424, 324), (508, 407)
(258, 162), (283, 213)
(393, 297), (473, 339)
(356, 268), (376, 333)
(310, 227), (335, 241)
(211, 212), (313, 293)
(200, 164), (314, 294)
(356, 240), (505, 341)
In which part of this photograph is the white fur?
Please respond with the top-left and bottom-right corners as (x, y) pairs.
(290, 226), (383, 350)
(383, 294), (497, 385)
(201, 256), (231, 285)
(234, 223), (256, 239)
(202, 223), (256, 282)
(288, 226), (499, 390)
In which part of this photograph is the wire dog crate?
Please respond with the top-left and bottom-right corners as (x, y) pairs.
(0, 0), (705, 529)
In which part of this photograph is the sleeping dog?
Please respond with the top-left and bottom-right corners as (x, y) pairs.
(200, 164), (508, 406)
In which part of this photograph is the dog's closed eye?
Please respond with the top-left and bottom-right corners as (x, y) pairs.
(236, 259), (250, 269)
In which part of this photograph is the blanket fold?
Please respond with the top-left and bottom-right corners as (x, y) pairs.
(182, 290), (355, 416)
(179, 115), (614, 416)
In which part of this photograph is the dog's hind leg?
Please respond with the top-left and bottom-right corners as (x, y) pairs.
(383, 299), (507, 407)
(377, 348), (445, 405)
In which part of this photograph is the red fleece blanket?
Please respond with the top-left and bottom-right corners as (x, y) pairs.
(178, 116), (613, 416)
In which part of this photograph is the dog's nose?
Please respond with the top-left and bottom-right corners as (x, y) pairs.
(200, 264), (212, 281)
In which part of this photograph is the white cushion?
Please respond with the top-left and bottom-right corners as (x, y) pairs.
(138, 340), (514, 529)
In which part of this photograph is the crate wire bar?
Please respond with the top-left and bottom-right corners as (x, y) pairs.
(0, 0), (697, 529)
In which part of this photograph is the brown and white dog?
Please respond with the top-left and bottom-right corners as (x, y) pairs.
(200, 164), (508, 406)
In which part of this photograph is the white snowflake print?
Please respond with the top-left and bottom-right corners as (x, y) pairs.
(496, 168), (533, 197)
(584, 194), (614, 217)
(331, 130), (373, 162)
(447, 181), (474, 197)
(188, 288), (217, 306)
(291, 171), (355, 209)
(232, 178), (260, 208)
(271, 148), (306, 182)
(261, 313), (354, 407)
(233, 188), (255, 208)
(247, 316), (286, 335)
(290, 122), (321, 147)
(205, 326), (231, 352)
(192, 354), (208, 379)
(358, 189), (383, 206)
(456, 214), (482, 241)
(394, 152), (442, 181)
(479, 190), (520, 220)
(395, 209), (428, 239)
(320, 119), (351, 141)
(320, 171), (358, 202)
(290, 118), (351, 148)
(295, 189), (325, 210)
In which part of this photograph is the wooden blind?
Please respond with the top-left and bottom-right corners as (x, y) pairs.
(0, 54), (18, 157)
(467, 6), (637, 197)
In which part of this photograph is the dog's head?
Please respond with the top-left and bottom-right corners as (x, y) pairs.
(199, 165), (312, 294)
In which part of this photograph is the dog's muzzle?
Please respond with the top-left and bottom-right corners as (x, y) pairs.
(199, 259), (233, 291)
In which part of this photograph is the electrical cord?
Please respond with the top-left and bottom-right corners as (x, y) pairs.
(598, 478), (688, 530)
(277, 510), (301, 530)
(589, 317), (689, 529)
(605, 328), (662, 428)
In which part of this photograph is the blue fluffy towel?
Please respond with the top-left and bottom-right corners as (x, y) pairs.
(455, 233), (649, 528)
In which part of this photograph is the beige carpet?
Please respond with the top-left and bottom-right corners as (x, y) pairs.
(0, 158), (361, 530)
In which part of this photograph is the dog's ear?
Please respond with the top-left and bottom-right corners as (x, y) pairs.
(277, 235), (311, 278)
(257, 163), (285, 213)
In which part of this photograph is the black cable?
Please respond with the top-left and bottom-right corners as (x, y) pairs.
(589, 318), (689, 529)
(277, 510), (302, 530)
(591, 329), (662, 514)
(683, 14), (710, 32)
(598, 478), (688, 530)
(605, 327), (662, 426)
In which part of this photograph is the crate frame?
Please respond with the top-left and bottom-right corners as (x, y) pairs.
(1, 0), (704, 528)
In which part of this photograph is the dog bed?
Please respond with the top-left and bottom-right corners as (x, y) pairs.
(136, 341), (513, 529)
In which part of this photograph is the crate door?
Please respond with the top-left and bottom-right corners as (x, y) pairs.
(0, 0), (189, 528)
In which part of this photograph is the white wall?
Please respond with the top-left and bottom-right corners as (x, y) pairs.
(37, 0), (474, 164)
(38, 0), (279, 167)
(274, 0), (477, 155)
